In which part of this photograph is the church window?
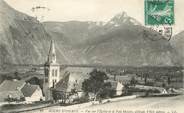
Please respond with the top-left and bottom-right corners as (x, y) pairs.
(52, 69), (54, 77)
(52, 80), (55, 87)
(55, 70), (57, 77)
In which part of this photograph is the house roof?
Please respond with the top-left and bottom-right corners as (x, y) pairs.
(105, 80), (120, 89)
(0, 80), (26, 102)
(0, 80), (25, 92)
(110, 81), (118, 89)
(109, 75), (135, 84)
(21, 84), (40, 97)
(0, 79), (41, 101)
(0, 91), (24, 102)
(55, 73), (70, 92)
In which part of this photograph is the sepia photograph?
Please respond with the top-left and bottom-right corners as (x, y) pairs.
(0, 0), (183, 113)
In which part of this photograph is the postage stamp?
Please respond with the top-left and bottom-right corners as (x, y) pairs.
(145, 0), (174, 25)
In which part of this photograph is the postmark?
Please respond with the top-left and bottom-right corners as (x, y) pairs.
(145, 0), (174, 25)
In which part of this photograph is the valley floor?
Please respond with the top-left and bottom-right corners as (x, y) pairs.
(24, 95), (184, 113)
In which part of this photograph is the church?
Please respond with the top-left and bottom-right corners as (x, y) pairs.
(42, 40), (126, 102)
(43, 40), (94, 101)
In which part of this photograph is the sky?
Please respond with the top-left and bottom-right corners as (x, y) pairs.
(5, 0), (184, 35)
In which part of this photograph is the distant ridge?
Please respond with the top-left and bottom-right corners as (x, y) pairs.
(0, 0), (182, 72)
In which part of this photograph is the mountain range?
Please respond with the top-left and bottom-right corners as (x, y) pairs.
(171, 31), (184, 65)
(0, 0), (183, 71)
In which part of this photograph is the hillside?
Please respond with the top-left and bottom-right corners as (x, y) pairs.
(44, 12), (180, 66)
(0, 0), (181, 70)
(171, 31), (184, 65)
(43, 12), (141, 45)
(0, 0), (68, 71)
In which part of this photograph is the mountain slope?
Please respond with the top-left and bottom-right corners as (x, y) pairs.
(0, 0), (68, 70)
(0, 0), (181, 68)
(43, 12), (141, 45)
(44, 13), (180, 66)
(171, 31), (184, 65)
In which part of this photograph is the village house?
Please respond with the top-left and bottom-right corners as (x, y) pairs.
(0, 79), (43, 103)
(21, 83), (44, 102)
(44, 40), (127, 101)
(105, 80), (124, 96)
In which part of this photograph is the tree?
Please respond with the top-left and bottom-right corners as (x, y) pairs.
(52, 90), (67, 103)
(14, 71), (21, 80)
(143, 73), (148, 84)
(123, 83), (130, 95)
(130, 76), (137, 86)
(82, 69), (111, 100)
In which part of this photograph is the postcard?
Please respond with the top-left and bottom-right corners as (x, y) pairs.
(0, 0), (183, 113)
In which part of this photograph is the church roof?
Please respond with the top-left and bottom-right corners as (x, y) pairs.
(55, 73), (70, 92)
(55, 67), (94, 93)
(47, 40), (57, 64)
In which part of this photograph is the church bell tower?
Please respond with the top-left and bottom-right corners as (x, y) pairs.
(47, 40), (60, 88)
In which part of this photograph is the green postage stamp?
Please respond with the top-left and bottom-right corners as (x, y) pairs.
(145, 0), (174, 25)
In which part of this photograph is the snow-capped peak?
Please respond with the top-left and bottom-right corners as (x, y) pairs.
(107, 11), (141, 26)
(113, 11), (128, 20)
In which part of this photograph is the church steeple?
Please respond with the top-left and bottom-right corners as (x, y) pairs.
(45, 40), (60, 88)
(48, 40), (56, 64)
